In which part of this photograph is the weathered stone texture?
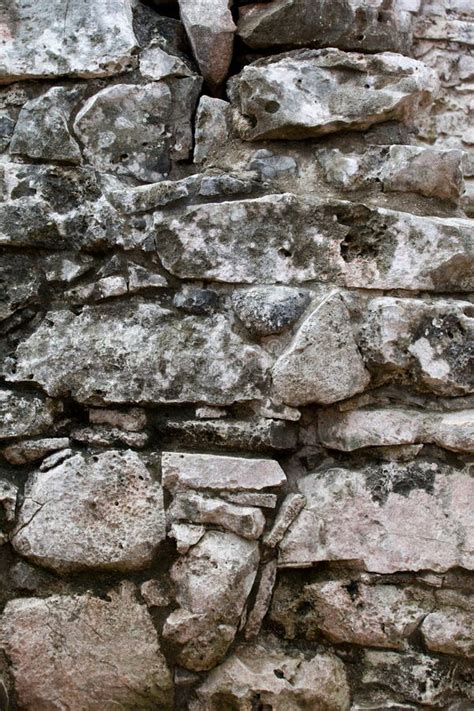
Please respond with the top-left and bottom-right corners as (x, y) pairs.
(0, 583), (173, 709)
(12, 450), (166, 573)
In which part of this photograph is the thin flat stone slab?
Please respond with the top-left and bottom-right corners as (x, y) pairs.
(0, 0), (137, 84)
(12, 450), (166, 573)
(278, 462), (474, 573)
(0, 583), (173, 709)
(228, 49), (439, 141)
(162, 452), (287, 492)
(6, 303), (270, 406)
(238, 0), (413, 54)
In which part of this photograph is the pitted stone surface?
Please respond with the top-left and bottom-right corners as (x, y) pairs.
(229, 49), (439, 141)
(0, 0), (138, 83)
(7, 304), (271, 405)
(278, 462), (474, 573)
(0, 583), (173, 710)
(193, 636), (351, 711)
(164, 531), (260, 670)
(0, 389), (60, 440)
(12, 450), (166, 573)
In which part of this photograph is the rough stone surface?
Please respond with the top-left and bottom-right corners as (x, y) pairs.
(319, 406), (474, 453)
(0, 479), (17, 545)
(7, 304), (270, 405)
(162, 451), (287, 492)
(9, 86), (82, 162)
(0, 0), (138, 83)
(167, 490), (266, 539)
(229, 49), (439, 141)
(272, 293), (370, 405)
(421, 608), (474, 658)
(271, 577), (434, 649)
(74, 79), (202, 181)
(2, 437), (70, 465)
(238, 0), (413, 54)
(278, 462), (474, 573)
(178, 0), (236, 89)
(12, 450), (166, 573)
(232, 287), (310, 335)
(194, 96), (230, 163)
(193, 636), (351, 710)
(360, 297), (474, 394)
(0, 389), (60, 440)
(164, 531), (259, 670)
(0, 583), (173, 709)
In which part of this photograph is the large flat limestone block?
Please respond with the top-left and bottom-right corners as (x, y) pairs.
(228, 49), (439, 141)
(0, 584), (173, 710)
(12, 450), (166, 573)
(7, 303), (270, 406)
(278, 462), (474, 573)
(0, 0), (137, 84)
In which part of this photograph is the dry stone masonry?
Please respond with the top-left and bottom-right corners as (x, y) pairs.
(0, 0), (473, 709)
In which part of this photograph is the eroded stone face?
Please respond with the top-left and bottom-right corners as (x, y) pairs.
(0, 0), (138, 84)
(228, 49), (439, 141)
(7, 303), (270, 405)
(0, 583), (174, 710)
(238, 0), (413, 54)
(278, 462), (474, 573)
(12, 450), (166, 573)
(271, 577), (434, 649)
(164, 531), (260, 670)
(360, 297), (474, 395)
(272, 293), (370, 405)
(232, 286), (310, 336)
(0, 389), (60, 440)
(9, 86), (82, 163)
(193, 635), (351, 711)
(74, 78), (202, 181)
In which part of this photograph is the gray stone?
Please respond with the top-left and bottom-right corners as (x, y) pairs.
(178, 0), (236, 89)
(319, 407), (474, 454)
(168, 491), (266, 539)
(198, 170), (260, 198)
(12, 450), (166, 573)
(173, 287), (219, 315)
(194, 96), (230, 164)
(361, 650), (469, 707)
(7, 303), (270, 406)
(244, 559), (277, 640)
(228, 49), (438, 141)
(248, 149), (298, 179)
(0, 583), (173, 710)
(272, 293), (370, 406)
(157, 417), (298, 452)
(0, 389), (61, 440)
(0, 0), (137, 84)
(104, 175), (198, 214)
(221, 492), (278, 509)
(74, 78), (202, 181)
(140, 579), (171, 608)
(271, 578), (433, 649)
(169, 523), (206, 554)
(39, 449), (74, 472)
(278, 462), (474, 573)
(162, 452), (287, 492)
(263, 494), (306, 548)
(9, 87), (82, 163)
(232, 287), (310, 335)
(0, 479), (18, 546)
(193, 635), (351, 710)
(70, 424), (149, 448)
(2, 438), (70, 465)
(140, 42), (195, 81)
(89, 407), (147, 431)
(360, 298), (474, 395)
(0, 254), (42, 321)
(163, 531), (259, 670)
(421, 608), (474, 658)
(238, 0), (413, 53)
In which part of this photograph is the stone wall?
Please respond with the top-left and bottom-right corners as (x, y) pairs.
(0, 1), (473, 709)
